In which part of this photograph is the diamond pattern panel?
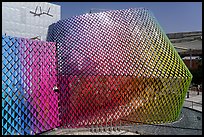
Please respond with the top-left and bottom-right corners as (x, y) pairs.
(2, 36), (59, 135)
(47, 8), (192, 128)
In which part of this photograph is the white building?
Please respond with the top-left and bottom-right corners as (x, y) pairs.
(2, 2), (61, 41)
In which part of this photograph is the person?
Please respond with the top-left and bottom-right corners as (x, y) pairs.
(197, 84), (200, 95)
(198, 85), (200, 91)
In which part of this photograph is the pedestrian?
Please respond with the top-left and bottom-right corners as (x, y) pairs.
(197, 84), (200, 95)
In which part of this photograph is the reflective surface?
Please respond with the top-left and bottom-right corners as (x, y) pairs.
(2, 36), (59, 135)
(48, 8), (192, 128)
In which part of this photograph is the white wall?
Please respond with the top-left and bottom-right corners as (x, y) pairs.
(2, 2), (61, 41)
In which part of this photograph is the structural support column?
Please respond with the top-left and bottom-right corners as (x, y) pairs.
(189, 49), (192, 69)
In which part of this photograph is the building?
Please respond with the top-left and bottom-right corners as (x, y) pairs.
(167, 31), (202, 69)
(48, 8), (192, 128)
(2, 5), (199, 135)
(2, 2), (61, 41)
(167, 31), (202, 85)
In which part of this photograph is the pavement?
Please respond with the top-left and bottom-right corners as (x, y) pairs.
(121, 107), (202, 135)
(40, 128), (140, 135)
(184, 90), (202, 112)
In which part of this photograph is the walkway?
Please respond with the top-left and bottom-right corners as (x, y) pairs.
(184, 90), (202, 112)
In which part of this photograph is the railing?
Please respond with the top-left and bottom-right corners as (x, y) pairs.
(184, 100), (202, 111)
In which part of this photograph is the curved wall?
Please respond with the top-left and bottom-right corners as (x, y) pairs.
(48, 8), (192, 127)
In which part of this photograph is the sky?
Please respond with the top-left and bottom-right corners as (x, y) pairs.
(51, 2), (202, 33)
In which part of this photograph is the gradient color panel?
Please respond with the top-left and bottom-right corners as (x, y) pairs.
(47, 8), (192, 127)
(2, 35), (59, 135)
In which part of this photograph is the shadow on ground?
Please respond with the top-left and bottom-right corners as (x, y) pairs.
(121, 107), (202, 135)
